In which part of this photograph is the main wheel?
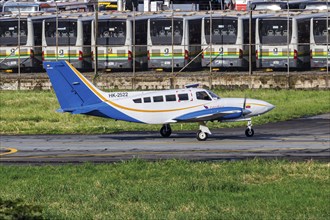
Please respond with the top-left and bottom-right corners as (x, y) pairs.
(245, 128), (254, 137)
(160, 125), (172, 137)
(197, 130), (208, 141)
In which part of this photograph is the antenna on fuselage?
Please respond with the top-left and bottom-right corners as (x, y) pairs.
(185, 83), (199, 88)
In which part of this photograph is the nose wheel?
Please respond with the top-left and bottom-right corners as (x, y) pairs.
(245, 120), (254, 137)
(160, 124), (172, 137)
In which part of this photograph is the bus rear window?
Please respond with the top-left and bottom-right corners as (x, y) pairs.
(313, 19), (329, 45)
(45, 20), (77, 46)
(259, 19), (292, 45)
(205, 18), (237, 45)
(98, 20), (126, 46)
(0, 21), (28, 46)
(150, 19), (183, 45)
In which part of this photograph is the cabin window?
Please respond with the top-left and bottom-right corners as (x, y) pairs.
(196, 91), (212, 101)
(165, 94), (176, 102)
(153, 96), (164, 102)
(143, 97), (151, 103)
(178, 93), (189, 101)
(207, 90), (220, 99)
(133, 98), (142, 103)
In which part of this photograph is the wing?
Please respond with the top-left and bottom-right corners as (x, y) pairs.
(174, 107), (247, 122)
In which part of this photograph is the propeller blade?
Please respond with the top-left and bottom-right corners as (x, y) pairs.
(243, 96), (247, 109)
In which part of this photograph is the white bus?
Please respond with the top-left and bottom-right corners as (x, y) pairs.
(310, 13), (329, 68)
(201, 12), (258, 69)
(91, 13), (149, 70)
(42, 14), (93, 70)
(0, 14), (46, 71)
(2, 1), (90, 13)
(147, 13), (203, 70)
(255, 12), (313, 69)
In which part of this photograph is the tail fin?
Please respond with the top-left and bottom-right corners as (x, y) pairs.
(43, 61), (103, 112)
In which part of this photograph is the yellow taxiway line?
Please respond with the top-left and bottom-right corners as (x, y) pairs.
(0, 148), (18, 156)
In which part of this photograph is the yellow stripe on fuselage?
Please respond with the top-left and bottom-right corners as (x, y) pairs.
(66, 61), (204, 113)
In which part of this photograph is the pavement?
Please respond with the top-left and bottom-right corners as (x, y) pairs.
(1, 114), (329, 164)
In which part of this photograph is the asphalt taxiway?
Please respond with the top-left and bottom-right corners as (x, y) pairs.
(1, 114), (329, 164)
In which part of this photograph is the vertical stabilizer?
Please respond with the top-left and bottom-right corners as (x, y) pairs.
(44, 61), (103, 111)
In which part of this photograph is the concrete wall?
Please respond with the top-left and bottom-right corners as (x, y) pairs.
(0, 73), (329, 90)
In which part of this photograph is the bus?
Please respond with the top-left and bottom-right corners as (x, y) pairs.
(247, 0), (303, 11)
(201, 11), (266, 69)
(2, 1), (47, 13)
(310, 13), (329, 68)
(2, 1), (91, 13)
(147, 13), (203, 70)
(0, 14), (47, 71)
(91, 13), (149, 70)
(298, 0), (330, 11)
(42, 14), (93, 70)
(255, 12), (314, 69)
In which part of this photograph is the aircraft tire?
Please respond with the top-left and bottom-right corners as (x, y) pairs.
(197, 130), (208, 141)
(160, 125), (171, 137)
(245, 128), (254, 137)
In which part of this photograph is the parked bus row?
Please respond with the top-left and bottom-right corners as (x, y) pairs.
(0, 11), (329, 72)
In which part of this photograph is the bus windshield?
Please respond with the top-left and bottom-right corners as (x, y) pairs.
(205, 18), (238, 44)
(0, 21), (28, 46)
(313, 19), (330, 44)
(45, 20), (77, 46)
(97, 20), (126, 46)
(259, 19), (292, 45)
(150, 19), (183, 45)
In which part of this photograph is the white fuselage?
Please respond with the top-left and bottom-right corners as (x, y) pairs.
(99, 88), (274, 124)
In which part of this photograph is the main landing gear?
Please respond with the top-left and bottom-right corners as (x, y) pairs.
(245, 120), (254, 137)
(160, 124), (172, 137)
(160, 120), (254, 141)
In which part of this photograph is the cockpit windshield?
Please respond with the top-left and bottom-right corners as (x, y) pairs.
(207, 90), (220, 99)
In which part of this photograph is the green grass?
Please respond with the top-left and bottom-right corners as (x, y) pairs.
(0, 90), (329, 134)
(0, 160), (329, 219)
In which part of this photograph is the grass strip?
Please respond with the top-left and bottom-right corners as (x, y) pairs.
(0, 89), (329, 135)
(0, 159), (329, 219)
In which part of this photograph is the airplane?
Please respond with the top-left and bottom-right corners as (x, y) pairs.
(43, 61), (275, 141)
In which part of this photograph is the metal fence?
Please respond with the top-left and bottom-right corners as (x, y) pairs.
(0, 5), (329, 90)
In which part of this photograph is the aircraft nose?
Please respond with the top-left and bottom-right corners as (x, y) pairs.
(265, 102), (275, 113)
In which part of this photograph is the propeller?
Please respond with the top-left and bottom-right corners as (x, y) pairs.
(242, 96), (251, 116)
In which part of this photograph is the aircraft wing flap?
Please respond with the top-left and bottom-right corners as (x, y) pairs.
(174, 107), (243, 122)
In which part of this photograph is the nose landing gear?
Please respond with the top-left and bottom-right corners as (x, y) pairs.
(196, 122), (211, 141)
(245, 120), (254, 137)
